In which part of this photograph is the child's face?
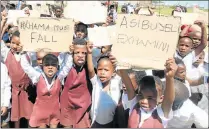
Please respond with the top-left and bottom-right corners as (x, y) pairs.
(177, 38), (193, 57)
(189, 32), (201, 49)
(73, 45), (87, 66)
(193, 52), (205, 67)
(36, 51), (47, 66)
(97, 59), (114, 84)
(175, 66), (186, 80)
(76, 31), (85, 39)
(138, 88), (158, 112)
(43, 65), (58, 78)
(10, 36), (21, 52)
(55, 9), (62, 18)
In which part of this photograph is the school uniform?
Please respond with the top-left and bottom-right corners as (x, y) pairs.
(114, 92), (130, 128)
(127, 97), (172, 128)
(60, 64), (92, 128)
(90, 74), (122, 127)
(1, 42), (34, 122)
(20, 53), (73, 127)
(167, 99), (209, 128)
(1, 62), (12, 124)
(174, 51), (196, 77)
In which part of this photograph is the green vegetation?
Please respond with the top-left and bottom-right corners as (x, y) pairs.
(117, 5), (209, 16)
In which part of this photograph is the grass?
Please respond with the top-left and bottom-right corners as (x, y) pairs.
(117, 5), (208, 16)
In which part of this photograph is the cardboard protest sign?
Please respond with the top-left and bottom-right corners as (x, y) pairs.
(64, 1), (107, 24)
(173, 11), (199, 25)
(88, 27), (111, 46)
(18, 17), (74, 52)
(7, 10), (28, 26)
(107, 25), (117, 44)
(112, 14), (181, 70)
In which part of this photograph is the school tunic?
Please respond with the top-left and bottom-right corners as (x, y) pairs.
(60, 66), (91, 128)
(29, 75), (61, 127)
(128, 104), (163, 128)
(4, 51), (33, 121)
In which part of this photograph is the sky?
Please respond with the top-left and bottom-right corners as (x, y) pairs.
(162, 1), (209, 9)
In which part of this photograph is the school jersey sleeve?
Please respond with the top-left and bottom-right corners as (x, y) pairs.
(20, 54), (41, 84)
(157, 106), (173, 128)
(1, 63), (11, 107)
(57, 53), (73, 84)
(90, 74), (103, 89)
(1, 40), (10, 62)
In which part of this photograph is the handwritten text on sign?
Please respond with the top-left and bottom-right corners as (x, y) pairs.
(18, 18), (74, 52)
(112, 14), (181, 70)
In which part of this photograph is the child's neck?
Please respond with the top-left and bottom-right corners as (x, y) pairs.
(102, 81), (110, 89)
(46, 76), (54, 84)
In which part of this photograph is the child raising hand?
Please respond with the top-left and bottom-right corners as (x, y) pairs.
(118, 58), (177, 128)
(87, 42), (122, 128)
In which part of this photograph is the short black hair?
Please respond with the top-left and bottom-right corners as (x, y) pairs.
(152, 70), (165, 79)
(12, 31), (20, 38)
(73, 38), (87, 45)
(179, 36), (194, 45)
(138, 76), (163, 92)
(97, 56), (110, 64)
(54, 6), (63, 12)
(76, 23), (88, 36)
(42, 54), (59, 67)
(110, 5), (114, 9)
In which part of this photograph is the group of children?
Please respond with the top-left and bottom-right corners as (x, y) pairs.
(1, 3), (209, 128)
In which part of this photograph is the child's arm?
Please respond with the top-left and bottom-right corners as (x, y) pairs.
(179, 25), (191, 37)
(118, 69), (136, 101)
(20, 53), (41, 85)
(194, 20), (208, 56)
(1, 40), (10, 62)
(1, 64), (11, 114)
(186, 76), (204, 86)
(57, 51), (73, 82)
(87, 42), (96, 79)
(108, 53), (136, 100)
(162, 58), (177, 118)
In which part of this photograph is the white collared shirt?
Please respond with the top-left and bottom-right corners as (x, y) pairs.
(167, 99), (209, 128)
(174, 51), (196, 77)
(1, 62), (11, 108)
(90, 74), (122, 125)
(20, 53), (73, 90)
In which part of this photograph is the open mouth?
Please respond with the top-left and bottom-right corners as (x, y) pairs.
(48, 71), (54, 76)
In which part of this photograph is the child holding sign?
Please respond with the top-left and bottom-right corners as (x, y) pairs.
(119, 58), (177, 128)
(87, 42), (122, 128)
(60, 38), (92, 128)
(20, 51), (73, 128)
(1, 31), (34, 128)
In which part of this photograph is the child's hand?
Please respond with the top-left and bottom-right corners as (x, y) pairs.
(165, 58), (178, 78)
(87, 41), (93, 54)
(1, 107), (8, 116)
(69, 45), (74, 54)
(194, 20), (205, 29)
(108, 53), (118, 69)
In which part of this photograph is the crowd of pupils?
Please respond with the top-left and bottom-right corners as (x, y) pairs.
(1, 3), (209, 128)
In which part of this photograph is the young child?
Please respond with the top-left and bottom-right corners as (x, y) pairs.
(87, 42), (122, 128)
(1, 31), (34, 128)
(119, 58), (177, 128)
(75, 22), (88, 40)
(60, 38), (92, 128)
(175, 20), (207, 77)
(1, 62), (11, 128)
(20, 51), (73, 128)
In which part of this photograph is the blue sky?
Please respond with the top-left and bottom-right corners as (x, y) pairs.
(162, 1), (209, 9)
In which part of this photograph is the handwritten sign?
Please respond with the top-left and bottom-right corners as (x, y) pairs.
(7, 10), (28, 26)
(18, 17), (74, 52)
(112, 14), (181, 70)
(88, 27), (112, 46)
(173, 11), (199, 25)
(64, 1), (107, 24)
